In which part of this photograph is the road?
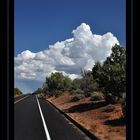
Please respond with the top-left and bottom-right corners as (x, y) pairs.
(14, 95), (92, 140)
(14, 94), (30, 102)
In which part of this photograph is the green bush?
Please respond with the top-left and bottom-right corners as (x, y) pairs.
(90, 91), (104, 101)
(71, 94), (85, 102)
(14, 88), (22, 96)
(102, 104), (115, 112)
(92, 45), (126, 103)
(71, 78), (82, 90)
(105, 93), (118, 104)
(81, 71), (99, 97)
(46, 91), (52, 97)
(54, 90), (63, 97)
(44, 72), (72, 96)
(37, 93), (45, 99)
(120, 96), (126, 118)
(69, 90), (74, 95)
(72, 89), (84, 95)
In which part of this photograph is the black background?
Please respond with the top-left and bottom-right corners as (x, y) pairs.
(0, 0), (14, 139)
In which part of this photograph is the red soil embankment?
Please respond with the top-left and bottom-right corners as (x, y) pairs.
(46, 93), (126, 140)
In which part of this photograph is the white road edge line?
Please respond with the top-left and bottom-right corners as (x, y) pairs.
(36, 96), (51, 140)
(14, 95), (30, 104)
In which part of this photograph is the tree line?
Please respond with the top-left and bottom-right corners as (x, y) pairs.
(14, 88), (23, 96)
(33, 44), (126, 117)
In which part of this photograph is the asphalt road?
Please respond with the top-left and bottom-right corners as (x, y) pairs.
(14, 94), (29, 102)
(14, 95), (92, 140)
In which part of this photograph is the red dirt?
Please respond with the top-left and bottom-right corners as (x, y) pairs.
(46, 92), (126, 140)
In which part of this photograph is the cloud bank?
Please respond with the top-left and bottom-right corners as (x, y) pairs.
(15, 23), (119, 84)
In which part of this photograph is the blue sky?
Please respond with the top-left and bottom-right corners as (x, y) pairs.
(15, 0), (126, 56)
(14, 0), (126, 93)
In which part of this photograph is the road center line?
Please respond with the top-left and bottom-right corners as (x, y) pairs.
(14, 95), (30, 104)
(36, 96), (51, 140)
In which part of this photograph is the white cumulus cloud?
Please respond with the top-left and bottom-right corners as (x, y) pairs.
(15, 23), (119, 83)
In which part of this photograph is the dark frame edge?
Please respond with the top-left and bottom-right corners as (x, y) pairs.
(8, 0), (14, 139)
(126, 0), (133, 140)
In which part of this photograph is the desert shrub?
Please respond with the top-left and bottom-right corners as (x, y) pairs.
(37, 93), (45, 99)
(14, 88), (22, 96)
(44, 72), (72, 96)
(54, 90), (63, 97)
(120, 96), (126, 118)
(90, 91), (104, 101)
(121, 102), (126, 118)
(69, 90), (74, 95)
(45, 91), (53, 97)
(70, 89), (84, 95)
(105, 93), (118, 104)
(71, 78), (82, 90)
(71, 94), (85, 102)
(102, 104), (115, 112)
(81, 71), (99, 97)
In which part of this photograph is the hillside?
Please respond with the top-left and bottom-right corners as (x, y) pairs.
(45, 92), (126, 140)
